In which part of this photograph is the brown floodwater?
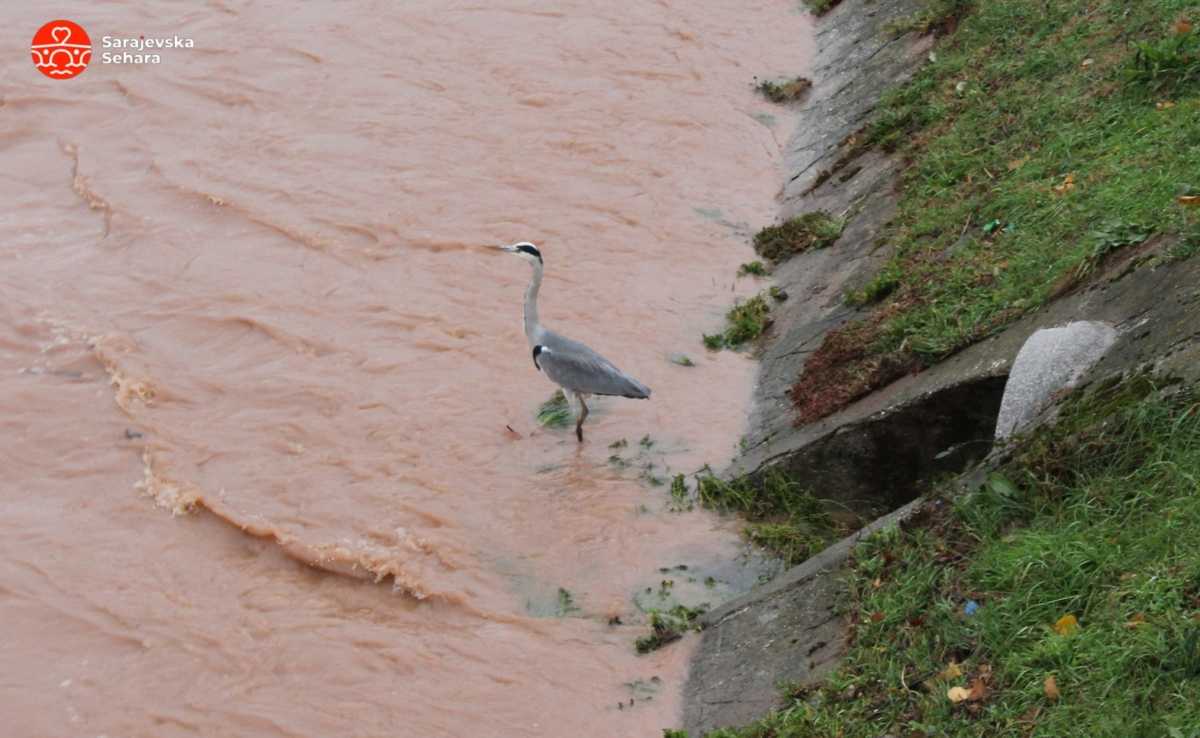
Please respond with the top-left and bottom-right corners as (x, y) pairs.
(1, 2), (812, 736)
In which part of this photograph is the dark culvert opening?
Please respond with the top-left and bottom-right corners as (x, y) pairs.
(768, 375), (1010, 521)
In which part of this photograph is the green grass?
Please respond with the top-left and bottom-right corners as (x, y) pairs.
(536, 389), (571, 427)
(703, 293), (774, 350)
(802, 0), (842, 16)
(669, 473), (694, 512)
(554, 587), (581, 617)
(739, 260), (769, 277)
(697, 383), (1200, 737)
(753, 211), (844, 263)
(791, 0), (1200, 423)
(696, 469), (843, 567)
(636, 603), (708, 654)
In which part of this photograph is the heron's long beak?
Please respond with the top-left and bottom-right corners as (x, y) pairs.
(495, 244), (518, 253)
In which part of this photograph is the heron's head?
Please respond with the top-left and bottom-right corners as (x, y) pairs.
(498, 241), (543, 266)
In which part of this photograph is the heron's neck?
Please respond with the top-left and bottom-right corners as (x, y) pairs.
(523, 261), (543, 346)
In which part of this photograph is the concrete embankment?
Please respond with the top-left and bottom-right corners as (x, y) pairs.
(682, 0), (1200, 733)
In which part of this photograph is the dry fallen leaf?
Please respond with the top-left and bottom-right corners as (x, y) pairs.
(1044, 675), (1060, 701)
(967, 677), (988, 702)
(1008, 156), (1029, 171)
(940, 661), (964, 680)
(1053, 613), (1079, 636)
(870, 611), (885, 623)
(1080, 58), (1094, 67)
(1157, 101), (1177, 110)
(1178, 195), (1200, 207)
(1176, 18), (1194, 34)
(948, 686), (971, 703)
(872, 577), (883, 589)
(1052, 174), (1076, 195)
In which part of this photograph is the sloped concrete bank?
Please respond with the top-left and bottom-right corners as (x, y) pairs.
(681, 0), (1200, 733)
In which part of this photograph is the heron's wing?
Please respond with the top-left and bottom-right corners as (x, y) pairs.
(536, 344), (651, 399)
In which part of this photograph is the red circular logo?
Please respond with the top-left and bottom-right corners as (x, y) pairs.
(31, 20), (91, 80)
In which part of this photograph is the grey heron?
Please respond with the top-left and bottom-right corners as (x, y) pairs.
(498, 241), (651, 442)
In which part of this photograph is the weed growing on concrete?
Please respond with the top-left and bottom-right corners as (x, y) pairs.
(802, 0), (842, 16)
(703, 293), (773, 350)
(753, 211), (844, 263)
(738, 260), (768, 277)
(696, 469), (840, 566)
(755, 76), (813, 103)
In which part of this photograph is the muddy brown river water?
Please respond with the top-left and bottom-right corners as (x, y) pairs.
(2, 2), (812, 736)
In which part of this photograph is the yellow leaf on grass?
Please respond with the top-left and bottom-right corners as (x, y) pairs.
(1124, 613), (1147, 629)
(948, 686), (971, 703)
(1157, 101), (1177, 110)
(1053, 613), (1079, 636)
(1052, 174), (1076, 195)
(1178, 195), (1200, 207)
(940, 661), (963, 680)
(1044, 675), (1060, 701)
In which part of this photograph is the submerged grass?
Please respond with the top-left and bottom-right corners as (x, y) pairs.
(791, 0), (1200, 424)
(699, 383), (1200, 737)
(704, 293), (774, 351)
(636, 603), (708, 654)
(536, 389), (571, 428)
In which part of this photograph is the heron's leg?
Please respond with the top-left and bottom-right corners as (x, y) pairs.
(575, 393), (589, 443)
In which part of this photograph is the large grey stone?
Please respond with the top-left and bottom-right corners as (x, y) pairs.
(994, 321), (1118, 439)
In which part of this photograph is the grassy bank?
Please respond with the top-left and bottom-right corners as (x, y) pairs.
(695, 470), (847, 568)
(790, 0), (1200, 423)
(694, 381), (1200, 737)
